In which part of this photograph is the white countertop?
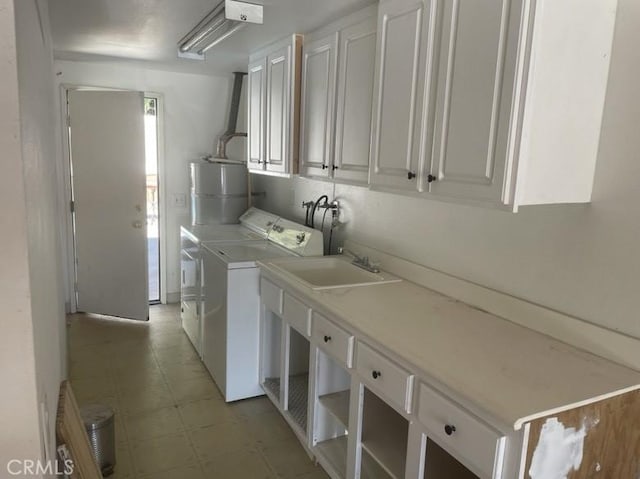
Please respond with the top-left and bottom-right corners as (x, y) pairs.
(258, 257), (640, 431)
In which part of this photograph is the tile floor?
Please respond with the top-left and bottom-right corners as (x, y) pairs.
(67, 304), (330, 479)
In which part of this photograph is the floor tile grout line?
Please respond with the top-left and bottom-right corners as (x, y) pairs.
(69, 306), (325, 479)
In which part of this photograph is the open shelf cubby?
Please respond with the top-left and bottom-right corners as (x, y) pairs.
(286, 326), (310, 433)
(263, 377), (280, 401)
(313, 349), (352, 478)
(361, 388), (408, 479)
(361, 448), (394, 479)
(319, 390), (350, 428)
(261, 310), (282, 405)
(316, 435), (349, 477)
(424, 438), (479, 479)
(287, 372), (309, 432)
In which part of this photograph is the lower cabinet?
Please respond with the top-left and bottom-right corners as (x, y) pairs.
(284, 325), (311, 438)
(349, 384), (410, 479)
(311, 349), (352, 477)
(406, 421), (481, 479)
(259, 278), (512, 479)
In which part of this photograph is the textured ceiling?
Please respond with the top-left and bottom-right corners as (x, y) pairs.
(49, 0), (376, 75)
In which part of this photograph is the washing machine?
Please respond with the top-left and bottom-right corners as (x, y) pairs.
(179, 207), (280, 355)
(201, 218), (323, 401)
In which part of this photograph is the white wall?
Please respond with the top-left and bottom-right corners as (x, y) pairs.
(1, 0), (65, 473)
(252, 0), (640, 344)
(0, 0), (42, 469)
(53, 60), (246, 301)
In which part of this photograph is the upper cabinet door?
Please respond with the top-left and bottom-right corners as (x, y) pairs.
(428, 0), (524, 203)
(333, 16), (377, 185)
(266, 45), (292, 174)
(299, 33), (339, 179)
(247, 58), (266, 172)
(369, 0), (435, 192)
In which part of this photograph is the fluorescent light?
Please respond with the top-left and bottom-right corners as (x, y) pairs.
(178, 0), (263, 59)
(199, 22), (247, 54)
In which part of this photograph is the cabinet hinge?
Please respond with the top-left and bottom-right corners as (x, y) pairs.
(69, 200), (75, 213)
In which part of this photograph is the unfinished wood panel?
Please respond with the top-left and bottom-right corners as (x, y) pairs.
(56, 380), (102, 479)
(524, 390), (640, 478)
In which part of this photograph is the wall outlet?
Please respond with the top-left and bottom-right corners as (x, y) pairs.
(173, 193), (187, 208)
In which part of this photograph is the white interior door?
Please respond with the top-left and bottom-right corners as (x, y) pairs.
(68, 90), (148, 321)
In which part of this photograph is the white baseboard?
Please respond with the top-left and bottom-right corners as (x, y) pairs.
(345, 240), (640, 371)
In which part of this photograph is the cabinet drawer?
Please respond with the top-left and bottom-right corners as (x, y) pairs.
(355, 342), (414, 413)
(283, 293), (311, 336)
(312, 313), (354, 367)
(260, 278), (283, 315)
(418, 383), (506, 478)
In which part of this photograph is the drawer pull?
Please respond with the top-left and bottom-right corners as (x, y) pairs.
(323, 335), (332, 343)
(444, 424), (457, 436)
(372, 370), (382, 380)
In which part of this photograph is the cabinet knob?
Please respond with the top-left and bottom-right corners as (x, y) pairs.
(332, 165), (339, 171)
(407, 171), (416, 180)
(427, 174), (437, 183)
(444, 424), (456, 436)
(257, 160), (263, 164)
(372, 370), (382, 380)
(323, 335), (331, 343)
(322, 164), (328, 170)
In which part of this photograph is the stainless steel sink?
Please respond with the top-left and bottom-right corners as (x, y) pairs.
(268, 257), (401, 290)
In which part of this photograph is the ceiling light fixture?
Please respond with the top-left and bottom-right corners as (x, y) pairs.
(178, 0), (263, 60)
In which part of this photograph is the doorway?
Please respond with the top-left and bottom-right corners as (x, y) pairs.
(145, 97), (160, 304)
(65, 88), (165, 320)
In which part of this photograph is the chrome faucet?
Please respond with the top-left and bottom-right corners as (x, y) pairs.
(338, 247), (380, 273)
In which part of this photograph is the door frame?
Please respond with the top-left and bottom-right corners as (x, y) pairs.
(58, 84), (168, 312)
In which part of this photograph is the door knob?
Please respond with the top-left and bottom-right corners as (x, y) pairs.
(132, 220), (143, 229)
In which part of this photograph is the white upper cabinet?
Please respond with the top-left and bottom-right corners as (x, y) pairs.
(369, 0), (436, 192)
(248, 35), (302, 177)
(299, 32), (339, 178)
(369, 0), (617, 210)
(428, 0), (525, 203)
(333, 15), (377, 185)
(299, 6), (378, 185)
(247, 58), (266, 172)
(430, 0), (617, 211)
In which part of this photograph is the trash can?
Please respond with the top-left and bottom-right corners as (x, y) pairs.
(80, 404), (116, 476)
